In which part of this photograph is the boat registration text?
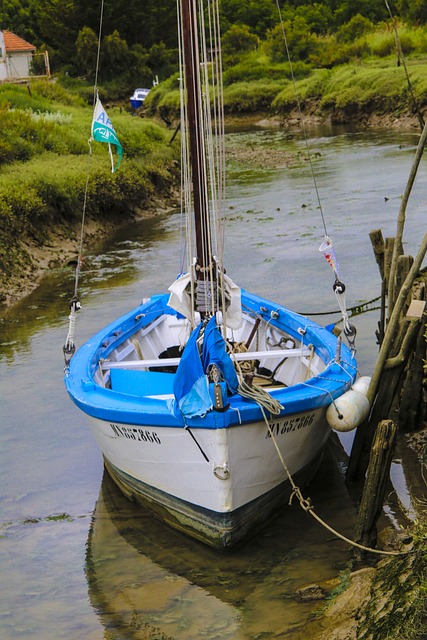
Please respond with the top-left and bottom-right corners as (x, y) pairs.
(265, 412), (316, 439)
(110, 423), (162, 444)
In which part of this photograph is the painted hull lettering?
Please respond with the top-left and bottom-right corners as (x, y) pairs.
(266, 413), (315, 439)
(110, 423), (161, 444)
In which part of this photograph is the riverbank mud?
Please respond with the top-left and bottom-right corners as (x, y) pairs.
(0, 198), (175, 309)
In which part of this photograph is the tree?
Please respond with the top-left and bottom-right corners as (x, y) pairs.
(221, 0), (277, 38)
(282, 0), (388, 28)
(294, 3), (334, 35)
(100, 30), (129, 81)
(146, 42), (178, 82)
(336, 14), (374, 43)
(397, 0), (427, 24)
(75, 27), (98, 79)
(37, 0), (80, 68)
(266, 16), (320, 62)
(0, 0), (40, 45)
(332, 0), (388, 26)
(222, 24), (259, 65)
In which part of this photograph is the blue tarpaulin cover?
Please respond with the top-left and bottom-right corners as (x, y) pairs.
(172, 317), (238, 418)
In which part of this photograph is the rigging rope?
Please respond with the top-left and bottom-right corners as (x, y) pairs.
(274, 1), (357, 353)
(178, 0), (227, 323)
(274, 0), (327, 237)
(384, 0), (424, 131)
(63, 0), (105, 368)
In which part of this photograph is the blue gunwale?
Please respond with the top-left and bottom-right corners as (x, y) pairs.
(65, 290), (357, 429)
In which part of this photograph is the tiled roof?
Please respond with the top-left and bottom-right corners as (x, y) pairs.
(3, 30), (36, 52)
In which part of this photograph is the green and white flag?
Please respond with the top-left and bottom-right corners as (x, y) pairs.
(91, 95), (123, 172)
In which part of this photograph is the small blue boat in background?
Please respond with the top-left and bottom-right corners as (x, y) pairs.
(130, 87), (150, 110)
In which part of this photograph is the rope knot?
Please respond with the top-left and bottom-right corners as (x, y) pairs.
(289, 487), (313, 512)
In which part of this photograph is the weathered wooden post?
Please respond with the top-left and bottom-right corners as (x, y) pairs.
(396, 295), (427, 431)
(388, 116), (427, 313)
(369, 229), (386, 344)
(348, 115), (427, 555)
(347, 232), (427, 481)
(354, 420), (397, 560)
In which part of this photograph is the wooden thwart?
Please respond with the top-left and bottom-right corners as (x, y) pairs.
(102, 347), (312, 370)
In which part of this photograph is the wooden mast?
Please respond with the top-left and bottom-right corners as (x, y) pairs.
(181, 0), (212, 282)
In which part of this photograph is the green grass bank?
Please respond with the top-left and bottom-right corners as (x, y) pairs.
(146, 53), (427, 127)
(0, 80), (180, 305)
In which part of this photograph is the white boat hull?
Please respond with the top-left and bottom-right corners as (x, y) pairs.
(87, 406), (329, 547)
(66, 290), (357, 548)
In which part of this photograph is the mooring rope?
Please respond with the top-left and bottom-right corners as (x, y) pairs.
(298, 295), (381, 318)
(230, 344), (284, 414)
(265, 417), (407, 557)
(230, 333), (404, 556)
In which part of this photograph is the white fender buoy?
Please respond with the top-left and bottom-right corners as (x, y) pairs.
(351, 375), (371, 396)
(326, 376), (371, 432)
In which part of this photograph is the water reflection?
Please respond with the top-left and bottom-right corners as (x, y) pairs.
(0, 213), (177, 363)
(87, 440), (359, 640)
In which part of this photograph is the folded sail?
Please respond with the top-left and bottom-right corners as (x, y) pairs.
(173, 316), (238, 419)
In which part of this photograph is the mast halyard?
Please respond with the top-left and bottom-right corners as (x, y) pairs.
(181, 0), (216, 315)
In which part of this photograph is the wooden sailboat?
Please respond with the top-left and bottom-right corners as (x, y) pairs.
(64, 0), (366, 549)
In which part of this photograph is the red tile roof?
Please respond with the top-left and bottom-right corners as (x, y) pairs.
(3, 30), (36, 53)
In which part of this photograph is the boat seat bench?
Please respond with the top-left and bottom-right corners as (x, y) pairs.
(103, 347), (312, 371)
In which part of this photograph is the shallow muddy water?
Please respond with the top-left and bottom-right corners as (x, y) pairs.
(0, 126), (426, 639)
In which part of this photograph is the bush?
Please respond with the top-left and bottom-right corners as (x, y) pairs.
(223, 54), (311, 84)
(154, 89), (181, 123)
(144, 75), (180, 117)
(320, 65), (409, 112)
(117, 120), (169, 158)
(272, 69), (331, 112)
(223, 80), (285, 113)
(336, 15), (375, 43)
(222, 25), (259, 66)
(311, 35), (371, 67)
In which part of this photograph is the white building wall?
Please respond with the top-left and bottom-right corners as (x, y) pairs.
(6, 52), (32, 79)
(0, 32), (7, 81)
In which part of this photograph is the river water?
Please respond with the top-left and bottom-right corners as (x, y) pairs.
(0, 126), (426, 639)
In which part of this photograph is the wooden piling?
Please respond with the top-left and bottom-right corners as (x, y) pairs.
(369, 229), (386, 344)
(384, 236), (396, 289)
(396, 292), (426, 431)
(347, 232), (427, 481)
(369, 229), (385, 280)
(367, 232), (427, 408)
(354, 420), (397, 560)
(348, 113), (427, 553)
(388, 115), (427, 313)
